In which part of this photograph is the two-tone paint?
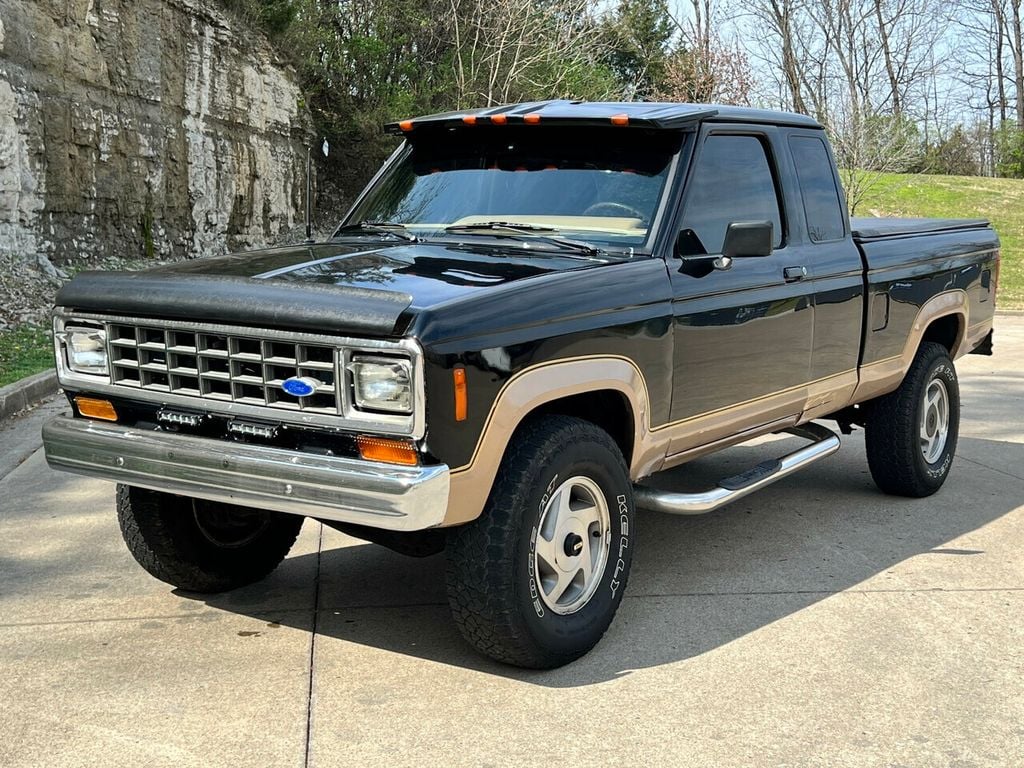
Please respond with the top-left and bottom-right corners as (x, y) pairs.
(50, 104), (1000, 530)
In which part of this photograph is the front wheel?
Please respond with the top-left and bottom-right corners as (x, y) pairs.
(117, 485), (304, 593)
(864, 341), (960, 497)
(445, 415), (634, 669)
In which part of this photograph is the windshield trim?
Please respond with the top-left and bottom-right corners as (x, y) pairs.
(641, 146), (681, 254)
(334, 142), (408, 240)
(334, 135), (686, 256)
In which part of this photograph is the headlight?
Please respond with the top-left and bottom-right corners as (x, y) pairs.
(63, 326), (108, 376)
(349, 356), (413, 413)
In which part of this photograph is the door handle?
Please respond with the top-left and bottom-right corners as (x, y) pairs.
(784, 266), (808, 283)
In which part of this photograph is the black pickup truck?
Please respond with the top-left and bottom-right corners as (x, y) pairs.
(43, 102), (1000, 669)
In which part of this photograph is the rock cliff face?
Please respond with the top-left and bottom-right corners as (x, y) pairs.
(0, 0), (311, 326)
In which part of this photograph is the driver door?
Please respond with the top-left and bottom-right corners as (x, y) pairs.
(665, 127), (814, 458)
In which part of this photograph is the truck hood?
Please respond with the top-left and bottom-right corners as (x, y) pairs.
(55, 240), (604, 337)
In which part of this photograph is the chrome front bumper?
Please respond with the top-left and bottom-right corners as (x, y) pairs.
(42, 416), (450, 531)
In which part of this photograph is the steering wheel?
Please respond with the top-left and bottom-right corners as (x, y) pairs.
(582, 201), (647, 221)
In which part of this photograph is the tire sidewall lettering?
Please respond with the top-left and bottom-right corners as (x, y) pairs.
(528, 523), (545, 618)
(610, 493), (630, 600)
(524, 461), (633, 636)
(528, 474), (558, 618)
(919, 359), (959, 480)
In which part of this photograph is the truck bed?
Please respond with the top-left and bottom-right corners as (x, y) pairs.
(851, 217), (991, 241)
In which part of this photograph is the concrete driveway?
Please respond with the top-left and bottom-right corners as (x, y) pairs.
(1, 318), (1022, 768)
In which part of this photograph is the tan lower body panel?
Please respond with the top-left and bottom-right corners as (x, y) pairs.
(962, 318), (992, 356)
(441, 290), (987, 527)
(445, 357), (652, 526)
(659, 368), (857, 471)
(442, 358), (856, 526)
(853, 290), (985, 403)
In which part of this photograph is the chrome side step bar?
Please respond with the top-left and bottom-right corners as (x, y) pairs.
(633, 422), (841, 516)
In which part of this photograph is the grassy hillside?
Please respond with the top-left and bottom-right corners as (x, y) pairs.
(859, 172), (1023, 308)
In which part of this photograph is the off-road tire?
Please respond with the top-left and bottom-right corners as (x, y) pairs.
(864, 341), (960, 497)
(445, 415), (634, 669)
(117, 485), (304, 593)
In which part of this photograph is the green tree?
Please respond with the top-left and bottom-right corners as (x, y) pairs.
(217, 0), (616, 199)
(995, 124), (1024, 179)
(601, 0), (674, 99)
(219, 0), (295, 34)
(922, 126), (981, 177)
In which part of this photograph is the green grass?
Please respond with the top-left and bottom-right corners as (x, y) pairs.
(859, 172), (1024, 308)
(0, 325), (53, 388)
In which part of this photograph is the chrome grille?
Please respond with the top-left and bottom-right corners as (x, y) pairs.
(106, 323), (340, 415)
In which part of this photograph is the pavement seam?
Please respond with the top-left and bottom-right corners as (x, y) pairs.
(625, 586), (1024, 598)
(303, 522), (323, 768)
(3, 587), (1023, 631)
(957, 453), (1024, 483)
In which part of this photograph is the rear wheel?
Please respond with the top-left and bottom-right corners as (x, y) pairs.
(864, 342), (960, 497)
(445, 415), (634, 669)
(117, 485), (304, 593)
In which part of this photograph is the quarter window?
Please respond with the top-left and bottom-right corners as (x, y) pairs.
(789, 136), (846, 242)
(679, 135), (783, 255)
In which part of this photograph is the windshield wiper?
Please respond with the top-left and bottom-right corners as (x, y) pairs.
(334, 221), (418, 242)
(443, 221), (603, 257)
(445, 221), (558, 234)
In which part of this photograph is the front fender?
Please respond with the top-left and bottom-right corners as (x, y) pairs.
(442, 356), (657, 526)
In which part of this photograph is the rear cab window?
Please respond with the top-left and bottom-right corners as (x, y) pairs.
(678, 134), (783, 256)
(788, 135), (847, 243)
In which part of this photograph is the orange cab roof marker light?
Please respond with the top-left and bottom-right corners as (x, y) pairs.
(462, 115), (477, 125)
(490, 114), (508, 125)
(524, 113), (541, 124)
(453, 368), (468, 422)
(398, 119), (414, 132)
(610, 114), (630, 126)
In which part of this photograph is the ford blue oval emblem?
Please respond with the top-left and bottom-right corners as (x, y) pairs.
(281, 376), (318, 397)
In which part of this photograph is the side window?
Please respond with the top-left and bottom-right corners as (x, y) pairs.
(789, 136), (846, 242)
(679, 134), (783, 255)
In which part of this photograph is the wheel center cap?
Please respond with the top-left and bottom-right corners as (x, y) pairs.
(563, 532), (584, 557)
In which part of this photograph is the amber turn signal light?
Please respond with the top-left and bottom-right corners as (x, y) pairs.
(453, 368), (468, 422)
(356, 436), (419, 466)
(75, 397), (118, 422)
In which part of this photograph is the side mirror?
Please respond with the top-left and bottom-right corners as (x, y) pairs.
(722, 220), (774, 259)
(675, 228), (734, 275)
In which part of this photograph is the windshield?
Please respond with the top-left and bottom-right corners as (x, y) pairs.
(343, 128), (683, 250)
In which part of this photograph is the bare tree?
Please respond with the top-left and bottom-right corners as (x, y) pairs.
(1006, 0), (1024, 129)
(951, 2), (1000, 172)
(748, 1), (801, 109)
(655, 44), (755, 103)
(951, 0), (1024, 172)
(743, 0), (849, 116)
(831, 109), (921, 213)
(448, 0), (609, 107)
(658, 0), (755, 104)
(873, 0), (903, 114)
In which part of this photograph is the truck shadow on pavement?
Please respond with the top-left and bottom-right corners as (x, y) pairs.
(193, 433), (1024, 688)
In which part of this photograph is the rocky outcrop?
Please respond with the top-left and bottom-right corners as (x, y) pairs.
(0, 0), (312, 327)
